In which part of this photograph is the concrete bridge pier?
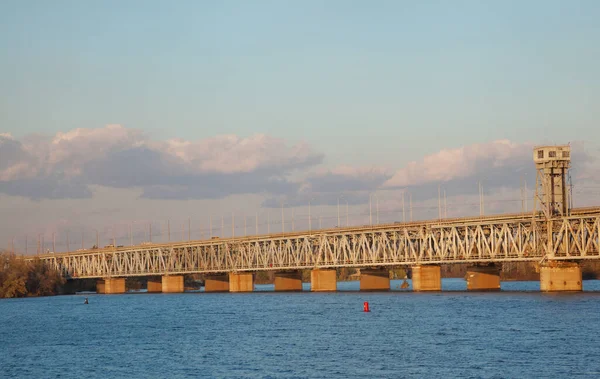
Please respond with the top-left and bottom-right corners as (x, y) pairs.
(146, 275), (184, 293)
(97, 278), (126, 294)
(204, 274), (230, 292)
(229, 272), (254, 292)
(411, 265), (441, 291)
(311, 269), (337, 291)
(161, 275), (184, 293)
(274, 271), (303, 291)
(540, 262), (582, 291)
(466, 265), (501, 291)
(360, 268), (390, 291)
(147, 277), (162, 293)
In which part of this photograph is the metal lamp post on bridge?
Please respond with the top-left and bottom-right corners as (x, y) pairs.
(346, 200), (349, 226)
(281, 201), (285, 234)
(369, 193), (379, 226)
(407, 192), (413, 222)
(437, 186), (448, 220)
(92, 228), (99, 249)
(308, 197), (317, 234)
(478, 181), (485, 217)
(309, 200), (312, 233)
(110, 226), (116, 248)
(402, 192), (406, 222)
(319, 208), (322, 229)
(338, 195), (349, 227)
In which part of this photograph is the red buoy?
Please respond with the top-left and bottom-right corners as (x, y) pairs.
(363, 301), (370, 312)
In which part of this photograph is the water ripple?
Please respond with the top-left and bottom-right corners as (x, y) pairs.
(1, 279), (600, 378)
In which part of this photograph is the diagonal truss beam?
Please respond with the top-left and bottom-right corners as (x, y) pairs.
(30, 213), (600, 279)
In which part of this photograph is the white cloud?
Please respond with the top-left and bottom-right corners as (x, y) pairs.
(0, 134), (37, 181)
(46, 124), (145, 176)
(158, 134), (320, 174)
(2, 128), (597, 209)
(0, 125), (324, 199)
(383, 140), (532, 188)
(263, 140), (598, 208)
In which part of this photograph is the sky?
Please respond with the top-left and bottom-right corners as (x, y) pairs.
(1, 1), (599, 253)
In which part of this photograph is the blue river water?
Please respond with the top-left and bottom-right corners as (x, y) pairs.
(2, 279), (600, 378)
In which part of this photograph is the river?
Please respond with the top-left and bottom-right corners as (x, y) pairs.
(1, 279), (600, 378)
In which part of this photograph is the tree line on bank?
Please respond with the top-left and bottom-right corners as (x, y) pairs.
(0, 252), (65, 298)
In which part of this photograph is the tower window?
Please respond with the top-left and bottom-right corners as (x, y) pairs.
(537, 150), (544, 159)
(549, 151), (556, 158)
(562, 151), (570, 158)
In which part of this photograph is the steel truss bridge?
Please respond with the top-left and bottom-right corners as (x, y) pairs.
(30, 207), (600, 279)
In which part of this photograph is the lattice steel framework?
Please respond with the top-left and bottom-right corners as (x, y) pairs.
(30, 211), (600, 279)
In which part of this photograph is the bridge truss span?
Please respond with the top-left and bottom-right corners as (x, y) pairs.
(33, 211), (600, 279)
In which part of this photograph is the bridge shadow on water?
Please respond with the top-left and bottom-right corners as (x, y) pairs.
(114, 278), (600, 295)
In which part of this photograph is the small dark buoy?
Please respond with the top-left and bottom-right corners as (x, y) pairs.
(84, 297), (88, 305)
(363, 301), (370, 312)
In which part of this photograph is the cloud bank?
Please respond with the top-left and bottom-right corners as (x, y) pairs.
(383, 140), (532, 188)
(1, 126), (595, 204)
(263, 140), (595, 206)
(0, 125), (323, 199)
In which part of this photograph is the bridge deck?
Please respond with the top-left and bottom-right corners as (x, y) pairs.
(30, 207), (600, 279)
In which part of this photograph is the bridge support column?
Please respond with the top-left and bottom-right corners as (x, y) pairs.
(360, 268), (390, 291)
(411, 265), (441, 291)
(205, 274), (230, 292)
(97, 278), (126, 294)
(311, 269), (337, 292)
(274, 271), (303, 291)
(540, 262), (582, 292)
(162, 275), (184, 293)
(229, 273), (254, 292)
(147, 277), (162, 293)
(466, 265), (501, 291)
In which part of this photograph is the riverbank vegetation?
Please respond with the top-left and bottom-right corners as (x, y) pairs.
(0, 252), (65, 298)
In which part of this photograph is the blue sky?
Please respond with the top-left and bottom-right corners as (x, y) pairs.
(1, 1), (599, 251)
(2, 1), (599, 165)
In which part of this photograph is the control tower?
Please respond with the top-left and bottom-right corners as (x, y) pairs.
(533, 145), (571, 218)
